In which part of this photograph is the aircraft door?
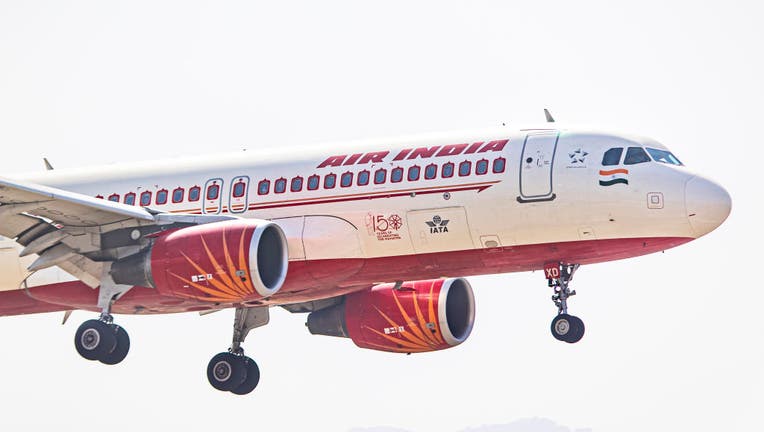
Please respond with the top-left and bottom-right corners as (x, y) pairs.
(229, 176), (250, 213)
(517, 132), (558, 203)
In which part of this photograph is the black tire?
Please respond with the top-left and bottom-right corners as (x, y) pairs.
(550, 314), (575, 342)
(564, 315), (585, 344)
(207, 352), (247, 391)
(231, 357), (260, 395)
(74, 319), (117, 361)
(100, 325), (130, 365)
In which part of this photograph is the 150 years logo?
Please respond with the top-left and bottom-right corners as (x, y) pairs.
(366, 213), (404, 241)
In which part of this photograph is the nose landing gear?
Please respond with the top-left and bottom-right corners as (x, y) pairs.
(545, 262), (585, 343)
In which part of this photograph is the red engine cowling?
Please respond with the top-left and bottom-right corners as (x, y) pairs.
(112, 219), (288, 302)
(307, 278), (475, 353)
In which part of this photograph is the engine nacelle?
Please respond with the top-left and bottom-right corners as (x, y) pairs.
(307, 278), (475, 353)
(112, 219), (288, 302)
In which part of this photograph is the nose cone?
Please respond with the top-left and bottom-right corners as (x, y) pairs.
(685, 176), (732, 237)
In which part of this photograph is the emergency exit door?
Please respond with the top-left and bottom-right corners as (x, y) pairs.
(517, 132), (558, 203)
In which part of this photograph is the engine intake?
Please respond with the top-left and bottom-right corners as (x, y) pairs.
(307, 278), (475, 353)
(111, 219), (288, 301)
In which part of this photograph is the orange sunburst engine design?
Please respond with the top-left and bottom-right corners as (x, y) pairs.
(307, 278), (475, 353)
(147, 219), (288, 302)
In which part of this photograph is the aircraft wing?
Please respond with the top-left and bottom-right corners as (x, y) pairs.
(0, 176), (155, 231)
(0, 176), (232, 288)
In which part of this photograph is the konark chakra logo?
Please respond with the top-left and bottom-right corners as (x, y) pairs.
(170, 229), (259, 302)
(364, 283), (447, 353)
(426, 215), (449, 233)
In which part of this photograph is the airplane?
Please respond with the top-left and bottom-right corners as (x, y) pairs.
(0, 122), (731, 395)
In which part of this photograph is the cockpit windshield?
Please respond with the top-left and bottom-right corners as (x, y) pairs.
(646, 148), (683, 166)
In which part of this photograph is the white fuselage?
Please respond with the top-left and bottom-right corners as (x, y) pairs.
(1, 126), (731, 302)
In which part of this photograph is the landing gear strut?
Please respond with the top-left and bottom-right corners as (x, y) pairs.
(207, 306), (268, 395)
(73, 275), (132, 364)
(545, 262), (585, 344)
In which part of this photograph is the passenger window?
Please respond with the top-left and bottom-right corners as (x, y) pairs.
(624, 147), (651, 165)
(324, 174), (336, 189)
(391, 167), (404, 183)
(459, 161), (471, 176)
(374, 169), (387, 184)
(124, 193), (136, 205)
(493, 157), (506, 173)
(140, 191), (152, 206)
(258, 180), (270, 195)
(442, 162), (455, 178)
(156, 189), (169, 205)
(172, 188), (184, 203)
(602, 148), (623, 166)
(291, 176), (303, 192)
(307, 175), (320, 190)
(188, 186), (201, 202)
(108, 194), (120, 202)
(233, 181), (246, 198)
(357, 170), (370, 186)
(274, 178), (287, 194)
(408, 166), (420, 181)
(425, 164), (437, 180)
(476, 159), (489, 175)
(341, 172), (353, 187)
(206, 185), (219, 200)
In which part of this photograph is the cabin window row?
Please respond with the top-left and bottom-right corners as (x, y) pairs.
(99, 185), (204, 206)
(256, 157), (506, 195)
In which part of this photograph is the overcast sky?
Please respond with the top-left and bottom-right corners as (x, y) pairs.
(0, 1), (761, 431)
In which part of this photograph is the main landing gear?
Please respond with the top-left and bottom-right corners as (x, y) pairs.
(74, 277), (131, 364)
(545, 262), (585, 344)
(206, 306), (269, 395)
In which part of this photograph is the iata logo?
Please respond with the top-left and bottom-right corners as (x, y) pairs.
(426, 215), (449, 233)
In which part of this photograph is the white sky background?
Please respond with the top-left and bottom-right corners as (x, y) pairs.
(0, 1), (761, 431)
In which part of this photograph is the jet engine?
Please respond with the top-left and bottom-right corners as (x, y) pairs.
(307, 278), (475, 353)
(111, 219), (288, 302)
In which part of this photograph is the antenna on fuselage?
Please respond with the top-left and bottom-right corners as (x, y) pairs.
(544, 109), (555, 123)
(43, 158), (54, 170)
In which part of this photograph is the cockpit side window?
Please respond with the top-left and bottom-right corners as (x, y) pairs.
(646, 148), (683, 166)
(624, 147), (651, 165)
(602, 147), (623, 166)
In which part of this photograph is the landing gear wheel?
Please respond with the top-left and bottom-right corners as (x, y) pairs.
(100, 324), (130, 365)
(74, 319), (117, 361)
(207, 352), (247, 392)
(231, 357), (260, 395)
(550, 314), (585, 343)
(551, 314), (573, 341)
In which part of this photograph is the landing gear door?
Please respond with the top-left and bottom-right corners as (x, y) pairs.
(406, 207), (474, 254)
(518, 132), (558, 203)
